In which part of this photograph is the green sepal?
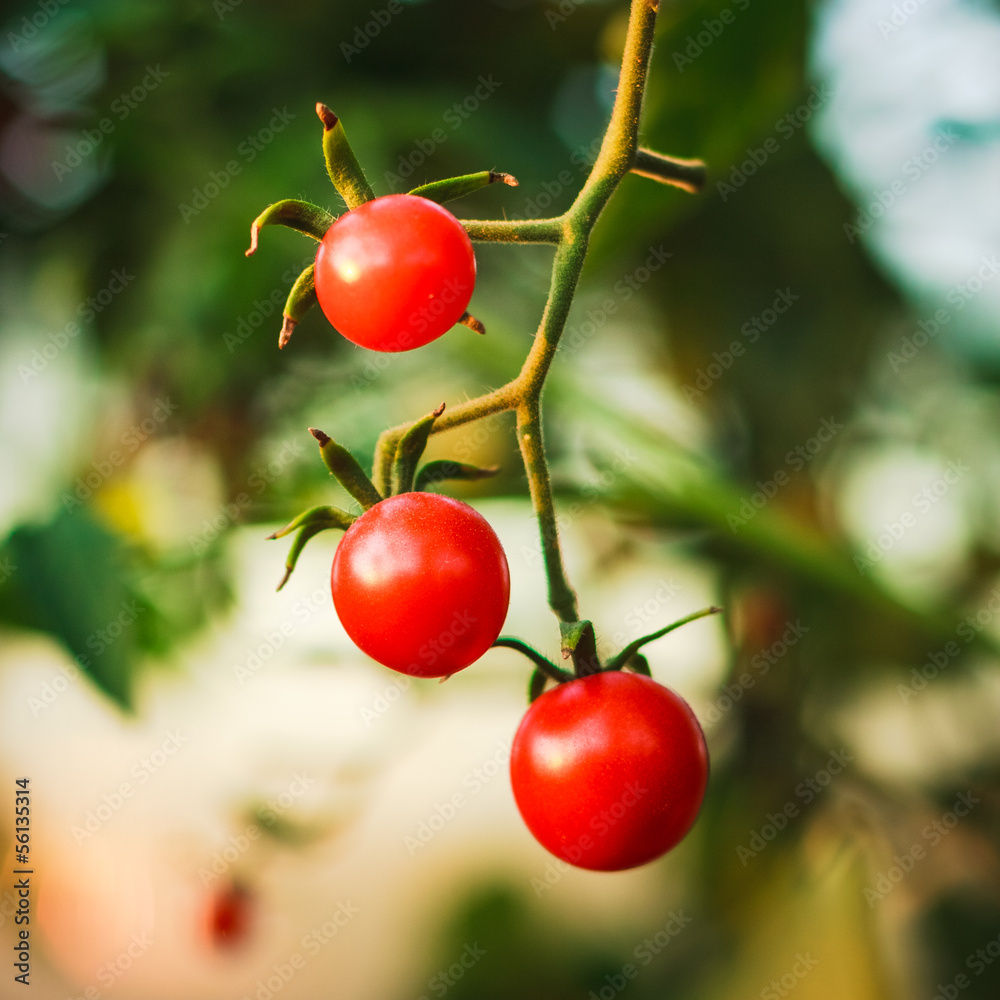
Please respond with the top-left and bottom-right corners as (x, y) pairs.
(625, 652), (651, 676)
(492, 637), (574, 683)
(408, 171), (518, 205)
(309, 427), (382, 510)
(279, 264), (317, 349)
(560, 619), (601, 677)
(276, 521), (335, 591)
(528, 669), (547, 703)
(266, 504), (356, 541)
(414, 460), (500, 493)
(604, 606), (722, 672)
(630, 148), (706, 194)
(391, 402), (445, 495)
(316, 103), (375, 209)
(245, 199), (335, 257)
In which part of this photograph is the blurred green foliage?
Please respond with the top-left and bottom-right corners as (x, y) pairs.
(1, 0), (998, 996)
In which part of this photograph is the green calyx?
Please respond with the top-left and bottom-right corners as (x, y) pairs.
(391, 402), (445, 496)
(408, 170), (518, 206)
(267, 504), (356, 591)
(279, 264), (317, 349)
(316, 103), (375, 209)
(245, 199), (334, 257)
(414, 460), (499, 493)
(310, 428), (383, 510)
(604, 606), (722, 672)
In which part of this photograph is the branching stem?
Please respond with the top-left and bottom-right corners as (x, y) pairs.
(373, 0), (663, 640)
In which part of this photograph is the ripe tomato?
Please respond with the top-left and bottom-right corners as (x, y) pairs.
(331, 492), (509, 677)
(510, 671), (708, 871)
(313, 194), (476, 352)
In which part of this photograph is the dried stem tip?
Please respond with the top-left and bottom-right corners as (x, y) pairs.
(316, 103), (338, 130)
(458, 311), (486, 335)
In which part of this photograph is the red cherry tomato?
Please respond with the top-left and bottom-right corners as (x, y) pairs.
(510, 671), (708, 871)
(331, 492), (510, 677)
(205, 881), (253, 950)
(313, 194), (476, 352)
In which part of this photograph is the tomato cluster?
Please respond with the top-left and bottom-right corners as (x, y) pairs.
(253, 115), (710, 875)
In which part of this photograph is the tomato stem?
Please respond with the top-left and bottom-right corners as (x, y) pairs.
(372, 0), (694, 642)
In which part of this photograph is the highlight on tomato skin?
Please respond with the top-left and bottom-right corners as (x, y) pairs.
(330, 492), (510, 677)
(509, 670), (709, 872)
(313, 194), (476, 352)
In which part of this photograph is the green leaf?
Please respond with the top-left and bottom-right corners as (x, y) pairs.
(0, 510), (160, 711)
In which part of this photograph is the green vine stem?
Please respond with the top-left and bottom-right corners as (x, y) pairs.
(373, 0), (684, 643)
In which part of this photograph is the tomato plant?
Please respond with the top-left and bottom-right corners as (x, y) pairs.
(510, 670), (708, 871)
(254, 1), (714, 872)
(313, 194), (476, 352)
(330, 491), (510, 677)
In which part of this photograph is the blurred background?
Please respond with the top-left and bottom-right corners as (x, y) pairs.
(1, 0), (999, 996)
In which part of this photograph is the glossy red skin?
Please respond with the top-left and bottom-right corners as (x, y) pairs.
(331, 492), (509, 677)
(314, 194), (476, 352)
(510, 671), (708, 871)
